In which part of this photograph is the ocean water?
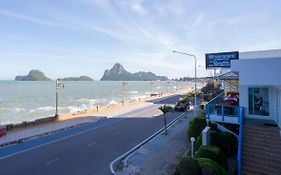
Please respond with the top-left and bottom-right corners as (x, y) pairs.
(0, 81), (193, 125)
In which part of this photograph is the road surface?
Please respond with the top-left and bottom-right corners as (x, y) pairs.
(0, 95), (186, 175)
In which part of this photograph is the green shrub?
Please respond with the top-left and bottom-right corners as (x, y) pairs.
(194, 146), (227, 170)
(195, 126), (219, 150)
(201, 102), (208, 109)
(178, 97), (189, 104)
(216, 132), (238, 156)
(188, 117), (206, 139)
(174, 156), (201, 175)
(197, 158), (227, 175)
(196, 131), (238, 157)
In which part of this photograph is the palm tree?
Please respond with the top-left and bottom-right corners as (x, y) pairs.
(159, 105), (173, 135)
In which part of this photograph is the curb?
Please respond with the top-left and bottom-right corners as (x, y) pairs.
(109, 111), (186, 174)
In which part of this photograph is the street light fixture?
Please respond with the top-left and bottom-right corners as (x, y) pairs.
(173, 50), (197, 117)
(55, 79), (64, 118)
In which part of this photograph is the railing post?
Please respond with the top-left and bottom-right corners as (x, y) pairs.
(206, 105), (210, 119)
(221, 105), (224, 121)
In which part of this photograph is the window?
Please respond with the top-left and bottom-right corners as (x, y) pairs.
(249, 87), (269, 116)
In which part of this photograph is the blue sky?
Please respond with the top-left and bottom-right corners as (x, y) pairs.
(0, 0), (281, 80)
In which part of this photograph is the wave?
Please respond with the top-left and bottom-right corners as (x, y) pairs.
(109, 100), (118, 105)
(131, 95), (148, 100)
(77, 98), (96, 104)
(129, 91), (138, 94)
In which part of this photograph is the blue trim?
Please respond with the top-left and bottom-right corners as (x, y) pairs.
(205, 104), (243, 123)
(237, 108), (244, 175)
(205, 104), (244, 175)
(0, 118), (121, 158)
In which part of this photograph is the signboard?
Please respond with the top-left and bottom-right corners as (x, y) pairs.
(205, 51), (239, 69)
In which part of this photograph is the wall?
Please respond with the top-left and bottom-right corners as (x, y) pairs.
(232, 58), (281, 86)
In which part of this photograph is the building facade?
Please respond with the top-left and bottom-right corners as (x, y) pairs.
(232, 49), (281, 129)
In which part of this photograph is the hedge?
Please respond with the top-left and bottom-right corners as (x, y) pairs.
(174, 156), (201, 175)
(216, 132), (238, 156)
(197, 158), (227, 175)
(194, 146), (227, 170)
(188, 117), (206, 139)
(196, 131), (238, 157)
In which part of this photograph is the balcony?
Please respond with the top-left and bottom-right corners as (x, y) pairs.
(206, 104), (243, 125)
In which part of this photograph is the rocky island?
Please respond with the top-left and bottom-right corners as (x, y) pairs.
(15, 70), (52, 81)
(58, 76), (93, 81)
(101, 63), (168, 81)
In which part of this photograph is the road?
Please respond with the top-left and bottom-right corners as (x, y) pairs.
(0, 95), (186, 175)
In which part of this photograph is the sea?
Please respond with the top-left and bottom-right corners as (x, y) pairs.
(0, 81), (194, 125)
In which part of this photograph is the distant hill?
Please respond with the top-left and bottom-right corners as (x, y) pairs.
(15, 70), (52, 81)
(58, 76), (93, 81)
(101, 63), (168, 81)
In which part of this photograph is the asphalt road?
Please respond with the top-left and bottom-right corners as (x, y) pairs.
(0, 95), (186, 175)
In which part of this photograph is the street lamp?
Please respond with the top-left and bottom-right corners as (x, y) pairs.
(173, 50), (197, 117)
(121, 81), (126, 106)
(55, 79), (64, 118)
(150, 81), (154, 96)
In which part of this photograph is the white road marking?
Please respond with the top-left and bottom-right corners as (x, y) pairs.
(46, 157), (59, 165)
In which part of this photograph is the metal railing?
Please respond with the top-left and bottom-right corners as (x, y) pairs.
(206, 103), (244, 175)
(237, 107), (244, 175)
(206, 104), (243, 123)
(207, 91), (224, 104)
(109, 112), (186, 174)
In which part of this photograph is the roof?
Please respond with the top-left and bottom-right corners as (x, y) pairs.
(218, 71), (239, 80)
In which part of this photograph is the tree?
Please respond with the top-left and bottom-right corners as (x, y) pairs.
(159, 105), (173, 135)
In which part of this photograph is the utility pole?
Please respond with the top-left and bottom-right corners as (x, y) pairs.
(55, 79), (64, 118)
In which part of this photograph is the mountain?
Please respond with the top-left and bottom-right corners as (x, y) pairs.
(58, 76), (93, 81)
(101, 63), (168, 81)
(15, 70), (52, 81)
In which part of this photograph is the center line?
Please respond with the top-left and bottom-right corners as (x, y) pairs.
(46, 157), (59, 165)
(88, 141), (96, 147)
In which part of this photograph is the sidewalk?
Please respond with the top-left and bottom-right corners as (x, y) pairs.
(117, 113), (192, 175)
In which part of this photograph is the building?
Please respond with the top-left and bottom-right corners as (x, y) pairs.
(232, 49), (281, 129)
(206, 49), (281, 175)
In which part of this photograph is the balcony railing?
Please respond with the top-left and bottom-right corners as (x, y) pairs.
(206, 104), (243, 124)
(206, 103), (244, 175)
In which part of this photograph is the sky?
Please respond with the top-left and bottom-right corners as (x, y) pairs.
(0, 0), (281, 80)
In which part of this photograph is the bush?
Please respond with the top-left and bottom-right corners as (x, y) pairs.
(196, 131), (238, 157)
(194, 146), (227, 170)
(216, 132), (238, 156)
(188, 117), (206, 139)
(174, 156), (201, 175)
(197, 158), (226, 175)
(178, 97), (189, 104)
(196, 130), (220, 149)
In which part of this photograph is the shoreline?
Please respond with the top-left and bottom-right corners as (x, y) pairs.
(0, 88), (190, 146)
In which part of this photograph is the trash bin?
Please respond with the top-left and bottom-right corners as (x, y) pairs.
(0, 125), (6, 137)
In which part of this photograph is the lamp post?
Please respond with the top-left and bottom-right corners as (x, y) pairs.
(173, 50), (197, 117)
(166, 81), (170, 93)
(121, 81), (126, 106)
(55, 79), (64, 118)
(150, 81), (154, 96)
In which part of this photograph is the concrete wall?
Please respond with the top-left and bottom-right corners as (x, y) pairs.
(232, 58), (281, 86)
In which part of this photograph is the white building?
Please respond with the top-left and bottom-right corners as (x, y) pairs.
(232, 49), (281, 129)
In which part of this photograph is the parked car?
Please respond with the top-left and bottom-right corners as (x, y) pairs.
(174, 101), (191, 112)
(0, 125), (6, 137)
